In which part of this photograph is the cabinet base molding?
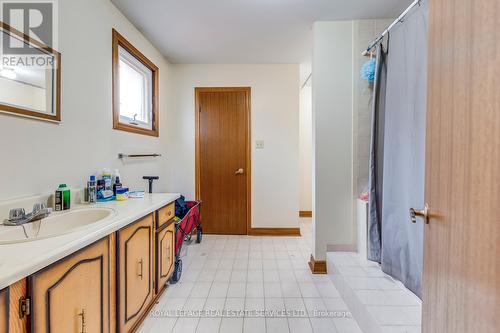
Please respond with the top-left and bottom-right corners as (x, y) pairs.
(248, 228), (301, 236)
(308, 255), (327, 274)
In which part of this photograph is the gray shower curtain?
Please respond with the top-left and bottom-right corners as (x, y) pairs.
(380, 1), (428, 297)
(367, 44), (387, 262)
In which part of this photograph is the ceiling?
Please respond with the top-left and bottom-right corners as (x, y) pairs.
(111, 0), (412, 64)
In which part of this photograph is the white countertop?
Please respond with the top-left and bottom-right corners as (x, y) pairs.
(0, 193), (180, 290)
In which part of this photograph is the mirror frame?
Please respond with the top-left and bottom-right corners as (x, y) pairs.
(0, 21), (61, 122)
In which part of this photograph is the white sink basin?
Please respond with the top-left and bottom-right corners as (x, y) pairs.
(0, 208), (116, 244)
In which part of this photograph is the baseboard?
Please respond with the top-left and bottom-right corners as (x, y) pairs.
(248, 227), (301, 236)
(299, 210), (312, 218)
(308, 254), (327, 274)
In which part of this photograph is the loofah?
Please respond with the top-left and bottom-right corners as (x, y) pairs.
(361, 58), (376, 82)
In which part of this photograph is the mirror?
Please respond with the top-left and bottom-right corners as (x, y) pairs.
(0, 22), (61, 122)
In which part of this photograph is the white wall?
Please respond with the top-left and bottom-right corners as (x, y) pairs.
(0, 0), (172, 200)
(166, 64), (300, 228)
(312, 21), (354, 260)
(299, 64), (312, 212)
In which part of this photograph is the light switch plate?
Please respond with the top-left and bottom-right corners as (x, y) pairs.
(255, 140), (265, 149)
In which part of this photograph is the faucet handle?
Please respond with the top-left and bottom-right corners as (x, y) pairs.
(8, 208), (26, 221)
(32, 203), (47, 214)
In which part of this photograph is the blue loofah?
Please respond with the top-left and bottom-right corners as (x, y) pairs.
(361, 58), (376, 82)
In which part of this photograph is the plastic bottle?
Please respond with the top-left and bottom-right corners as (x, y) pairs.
(113, 169), (122, 196)
(55, 184), (71, 211)
(102, 168), (112, 191)
(87, 175), (97, 204)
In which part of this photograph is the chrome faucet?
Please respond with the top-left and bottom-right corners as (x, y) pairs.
(3, 203), (53, 226)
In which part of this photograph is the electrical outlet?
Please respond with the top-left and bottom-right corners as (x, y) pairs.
(255, 140), (265, 149)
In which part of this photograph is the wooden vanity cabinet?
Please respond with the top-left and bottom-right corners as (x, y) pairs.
(29, 236), (113, 333)
(116, 214), (154, 333)
(155, 221), (175, 294)
(0, 287), (8, 333)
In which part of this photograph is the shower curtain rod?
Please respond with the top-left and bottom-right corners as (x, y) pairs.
(361, 0), (421, 56)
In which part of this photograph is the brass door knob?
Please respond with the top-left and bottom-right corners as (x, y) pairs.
(410, 203), (430, 224)
(235, 168), (244, 175)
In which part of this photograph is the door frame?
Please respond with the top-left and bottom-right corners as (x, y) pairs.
(194, 87), (252, 235)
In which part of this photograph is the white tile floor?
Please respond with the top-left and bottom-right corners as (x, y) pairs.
(137, 220), (364, 333)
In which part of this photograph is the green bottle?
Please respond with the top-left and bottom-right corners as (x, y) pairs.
(55, 184), (71, 211)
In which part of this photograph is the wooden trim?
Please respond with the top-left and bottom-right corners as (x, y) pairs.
(112, 29), (159, 137)
(299, 211), (312, 218)
(8, 279), (28, 333)
(308, 255), (327, 274)
(0, 21), (61, 123)
(1, 287), (9, 333)
(195, 87), (252, 235)
(248, 228), (301, 236)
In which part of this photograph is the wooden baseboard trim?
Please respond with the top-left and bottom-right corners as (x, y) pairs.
(308, 254), (327, 274)
(299, 211), (312, 218)
(248, 227), (301, 236)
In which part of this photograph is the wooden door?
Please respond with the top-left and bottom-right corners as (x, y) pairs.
(195, 87), (251, 235)
(422, 0), (500, 332)
(117, 214), (154, 332)
(30, 237), (111, 333)
(155, 222), (175, 294)
(0, 288), (7, 333)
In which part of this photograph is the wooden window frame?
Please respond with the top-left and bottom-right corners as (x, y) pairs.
(112, 29), (159, 137)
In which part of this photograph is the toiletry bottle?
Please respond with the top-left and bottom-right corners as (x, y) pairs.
(97, 180), (105, 200)
(55, 184), (71, 211)
(113, 175), (122, 196)
(87, 175), (97, 204)
(102, 168), (112, 191)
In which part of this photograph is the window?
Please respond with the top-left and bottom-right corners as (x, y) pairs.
(112, 29), (159, 136)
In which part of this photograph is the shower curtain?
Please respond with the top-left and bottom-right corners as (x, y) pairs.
(380, 1), (428, 297)
(367, 44), (388, 262)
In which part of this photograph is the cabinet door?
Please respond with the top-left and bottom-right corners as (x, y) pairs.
(30, 237), (111, 333)
(156, 222), (175, 294)
(0, 287), (8, 333)
(117, 214), (153, 332)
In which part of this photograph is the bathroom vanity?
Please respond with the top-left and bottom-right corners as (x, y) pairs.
(0, 193), (179, 333)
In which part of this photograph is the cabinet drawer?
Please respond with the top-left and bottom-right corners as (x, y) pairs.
(157, 203), (175, 228)
(30, 237), (112, 333)
(117, 214), (154, 333)
(156, 222), (175, 294)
